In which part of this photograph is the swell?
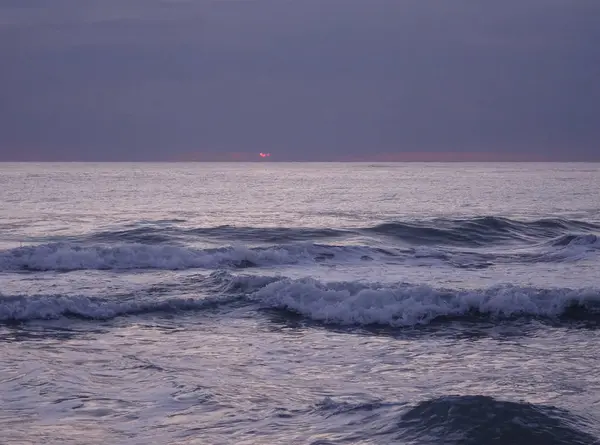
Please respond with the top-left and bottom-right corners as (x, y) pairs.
(36, 217), (599, 247)
(366, 216), (599, 246)
(3, 272), (600, 325)
(311, 395), (597, 444)
(0, 293), (240, 322)
(86, 225), (350, 244)
(396, 395), (598, 444)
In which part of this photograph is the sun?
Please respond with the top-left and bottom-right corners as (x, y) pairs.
(259, 152), (271, 158)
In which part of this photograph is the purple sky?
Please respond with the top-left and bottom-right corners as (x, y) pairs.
(1, 0), (599, 161)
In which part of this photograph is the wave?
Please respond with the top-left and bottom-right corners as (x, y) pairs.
(4, 228), (598, 273)
(0, 293), (238, 322)
(397, 395), (597, 444)
(251, 278), (600, 327)
(550, 233), (599, 247)
(495, 233), (600, 264)
(31, 217), (600, 248)
(0, 242), (383, 272)
(311, 395), (597, 444)
(0, 270), (277, 321)
(86, 225), (350, 244)
(3, 272), (600, 325)
(366, 216), (599, 246)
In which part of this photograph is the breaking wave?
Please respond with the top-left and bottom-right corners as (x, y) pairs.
(4, 216), (596, 272)
(2, 232), (598, 272)
(251, 278), (600, 327)
(3, 272), (600, 325)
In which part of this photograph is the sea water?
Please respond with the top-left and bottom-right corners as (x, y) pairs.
(1, 162), (599, 444)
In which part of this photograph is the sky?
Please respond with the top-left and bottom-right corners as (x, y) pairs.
(1, 0), (599, 161)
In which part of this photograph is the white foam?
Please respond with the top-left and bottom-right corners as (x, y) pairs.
(251, 278), (600, 326)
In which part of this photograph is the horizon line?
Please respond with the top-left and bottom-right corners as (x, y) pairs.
(3, 150), (599, 163)
(2, 160), (600, 163)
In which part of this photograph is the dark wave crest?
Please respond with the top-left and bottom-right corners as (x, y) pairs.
(87, 225), (350, 244)
(0, 292), (240, 322)
(311, 395), (597, 444)
(550, 233), (599, 247)
(0, 272), (271, 322)
(398, 395), (598, 444)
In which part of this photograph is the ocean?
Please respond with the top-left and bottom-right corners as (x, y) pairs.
(1, 162), (599, 444)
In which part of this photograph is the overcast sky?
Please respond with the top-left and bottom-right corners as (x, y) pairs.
(1, 0), (599, 161)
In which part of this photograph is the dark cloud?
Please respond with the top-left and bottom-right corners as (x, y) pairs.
(1, 0), (599, 161)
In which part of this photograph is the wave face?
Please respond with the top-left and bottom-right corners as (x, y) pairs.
(0, 293), (238, 321)
(366, 216), (599, 246)
(26, 216), (600, 247)
(311, 395), (598, 445)
(397, 395), (597, 445)
(86, 225), (350, 244)
(252, 278), (600, 327)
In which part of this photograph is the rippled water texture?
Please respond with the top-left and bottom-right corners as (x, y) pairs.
(1, 163), (600, 444)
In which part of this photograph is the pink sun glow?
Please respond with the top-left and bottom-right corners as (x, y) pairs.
(259, 152), (271, 158)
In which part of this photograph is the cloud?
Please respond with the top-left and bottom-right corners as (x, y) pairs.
(1, 0), (599, 160)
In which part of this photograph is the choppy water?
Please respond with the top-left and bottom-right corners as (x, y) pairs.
(1, 162), (600, 444)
